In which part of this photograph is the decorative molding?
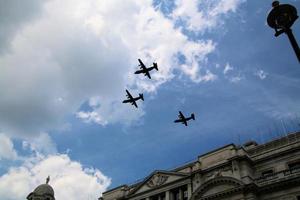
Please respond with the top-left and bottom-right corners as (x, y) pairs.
(190, 176), (244, 200)
(146, 174), (169, 188)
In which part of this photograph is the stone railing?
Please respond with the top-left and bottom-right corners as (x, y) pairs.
(255, 166), (300, 185)
(247, 132), (300, 156)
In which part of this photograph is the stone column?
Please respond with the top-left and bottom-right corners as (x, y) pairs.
(165, 191), (170, 200)
(187, 183), (192, 199)
(179, 188), (183, 200)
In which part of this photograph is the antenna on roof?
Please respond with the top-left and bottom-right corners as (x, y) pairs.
(237, 133), (241, 146)
(272, 121), (280, 138)
(287, 118), (295, 133)
(290, 117), (298, 131)
(268, 126), (274, 140)
(294, 114), (300, 131)
(281, 119), (288, 136)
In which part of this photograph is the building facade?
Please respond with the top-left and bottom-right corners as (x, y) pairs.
(102, 132), (300, 200)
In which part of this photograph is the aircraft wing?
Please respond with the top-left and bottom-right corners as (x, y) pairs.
(138, 59), (147, 70)
(144, 70), (151, 79)
(178, 111), (188, 126)
(178, 111), (185, 120)
(131, 101), (138, 108)
(126, 90), (134, 101)
(137, 59), (152, 79)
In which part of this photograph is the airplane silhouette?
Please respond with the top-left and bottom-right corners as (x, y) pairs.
(134, 59), (158, 79)
(122, 90), (144, 108)
(174, 111), (195, 126)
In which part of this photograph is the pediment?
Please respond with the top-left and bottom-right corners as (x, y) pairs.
(130, 171), (188, 195)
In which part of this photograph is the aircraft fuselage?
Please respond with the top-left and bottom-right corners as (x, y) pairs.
(122, 97), (142, 103)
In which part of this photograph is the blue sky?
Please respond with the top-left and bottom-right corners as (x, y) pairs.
(0, 0), (300, 199)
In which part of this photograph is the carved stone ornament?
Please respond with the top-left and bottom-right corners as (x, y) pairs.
(146, 174), (169, 188)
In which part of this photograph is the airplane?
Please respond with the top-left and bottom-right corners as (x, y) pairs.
(134, 59), (158, 79)
(122, 90), (144, 108)
(174, 111), (195, 126)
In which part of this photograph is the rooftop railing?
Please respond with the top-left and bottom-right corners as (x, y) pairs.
(248, 132), (300, 156)
(255, 166), (300, 185)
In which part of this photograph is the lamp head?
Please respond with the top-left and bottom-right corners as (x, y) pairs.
(268, 1), (298, 30)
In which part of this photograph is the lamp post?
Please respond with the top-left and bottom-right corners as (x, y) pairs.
(267, 1), (300, 63)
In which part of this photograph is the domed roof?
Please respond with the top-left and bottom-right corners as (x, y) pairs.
(33, 183), (55, 196)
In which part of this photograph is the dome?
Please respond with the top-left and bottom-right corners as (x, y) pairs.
(33, 183), (55, 196)
(27, 177), (55, 200)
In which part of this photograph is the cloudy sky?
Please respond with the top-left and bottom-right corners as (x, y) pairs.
(0, 0), (300, 199)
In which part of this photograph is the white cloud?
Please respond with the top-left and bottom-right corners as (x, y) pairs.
(0, 154), (111, 200)
(0, 0), (221, 134)
(0, 0), (47, 53)
(222, 63), (244, 83)
(223, 63), (233, 74)
(254, 69), (268, 80)
(0, 134), (18, 161)
(22, 132), (57, 155)
(172, 0), (246, 32)
(179, 40), (217, 82)
(83, 95), (145, 126)
(229, 75), (243, 83)
(210, 0), (243, 16)
(76, 111), (108, 126)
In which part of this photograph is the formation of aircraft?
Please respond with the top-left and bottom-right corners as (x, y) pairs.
(122, 90), (144, 108)
(134, 59), (158, 79)
(174, 111), (195, 126)
(123, 59), (196, 126)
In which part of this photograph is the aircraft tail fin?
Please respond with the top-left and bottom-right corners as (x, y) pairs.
(153, 63), (158, 71)
(191, 113), (195, 120)
(139, 93), (144, 101)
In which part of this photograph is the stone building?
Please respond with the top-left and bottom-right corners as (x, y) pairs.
(102, 132), (300, 200)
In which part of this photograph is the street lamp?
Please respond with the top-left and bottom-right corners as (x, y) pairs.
(267, 1), (300, 63)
